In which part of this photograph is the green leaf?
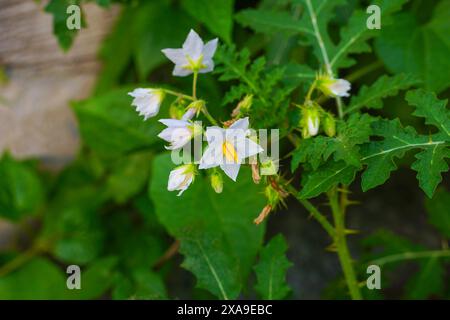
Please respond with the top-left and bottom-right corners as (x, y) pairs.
(0, 154), (44, 221)
(182, 0), (234, 43)
(72, 87), (161, 156)
(180, 233), (241, 300)
(405, 257), (444, 299)
(42, 185), (106, 264)
(105, 151), (153, 204)
(133, 1), (194, 79)
(149, 153), (265, 298)
(254, 234), (292, 300)
(406, 89), (450, 139)
(45, 0), (84, 51)
(66, 257), (118, 299)
(329, 0), (409, 70)
(0, 258), (67, 299)
(411, 145), (449, 198)
(235, 9), (310, 35)
(347, 74), (421, 114)
(299, 161), (357, 199)
(95, 6), (135, 94)
(291, 113), (374, 171)
(425, 188), (450, 238)
(360, 119), (447, 193)
(376, 1), (450, 93)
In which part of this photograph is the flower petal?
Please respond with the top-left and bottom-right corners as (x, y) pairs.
(230, 117), (249, 130)
(182, 29), (203, 60)
(202, 38), (218, 60)
(161, 48), (187, 65)
(172, 64), (193, 77)
(220, 163), (241, 181)
(235, 137), (264, 160)
(159, 119), (190, 128)
(199, 145), (222, 169)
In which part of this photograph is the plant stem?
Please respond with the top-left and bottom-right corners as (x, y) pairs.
(0, 244), (44, 277)
(192, 71), (198, 99)
(163, 89), (194, 101)
(370, 250), (450, 266)
(329, 188), (362, 300)
(202, 106), (219, 126)
(283, 182), (336, 238)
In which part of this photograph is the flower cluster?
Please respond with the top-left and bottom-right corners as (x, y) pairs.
(128, 30), (265, 196)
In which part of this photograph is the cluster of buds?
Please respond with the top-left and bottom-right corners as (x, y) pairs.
(298, 102), (336, 139)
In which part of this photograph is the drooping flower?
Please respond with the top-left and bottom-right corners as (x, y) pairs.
(158, 119), (201, 150)
(300, 104), (321, 138)
(161, 29), (218, 77)
(316, 73), (351, 97)
(128, 88), (165, 120)
(168, 164), (196, 196)
(199, 117), (264, 181)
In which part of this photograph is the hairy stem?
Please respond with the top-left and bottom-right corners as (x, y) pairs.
(329, 189), (362, 300)
(163, 89), (195, 101)
(0, 243), (45, 277)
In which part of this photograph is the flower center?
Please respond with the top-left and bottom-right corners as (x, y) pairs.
(185, 54), (206, 71)
(222, 141), (238, 163)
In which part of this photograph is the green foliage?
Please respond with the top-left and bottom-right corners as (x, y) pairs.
(347, 74), (421, 114)
(0, 154), (44, 221)
(149, 153), (265, 298)
(425, 188), (450, 238)
(254, 235), (292, 300)
(72, 88), (161, 156)
(45, 0), (85, 51)
(376, 0), (450, 93)
(215, 45), (294, 128)
(182, 0), (234, 43)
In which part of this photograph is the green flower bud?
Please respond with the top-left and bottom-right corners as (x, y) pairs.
(299, 102), (321, 139)
(232, 94), (253, 117)
(260, 159), (278, 176)
(265, 185), (281, 207)
(210, 170), (223, 194)
(323, 112), (336, 137)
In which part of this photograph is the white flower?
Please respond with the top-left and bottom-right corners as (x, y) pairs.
(161, 29), (218, 77)
(128, 88), (165, 120)
(158, 119), (201, 150)
(168, 164), (195, 196)
(199, 117), (264, 181)
(328, 79), (351, 97)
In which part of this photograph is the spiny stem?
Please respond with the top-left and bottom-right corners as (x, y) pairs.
(329, 188), (362, 300)
(283, 182), (336, 238)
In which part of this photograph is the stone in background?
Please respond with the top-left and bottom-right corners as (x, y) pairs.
(0, 0), (119, 163)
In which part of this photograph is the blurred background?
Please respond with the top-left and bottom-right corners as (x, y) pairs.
(0, 0), (449, 299)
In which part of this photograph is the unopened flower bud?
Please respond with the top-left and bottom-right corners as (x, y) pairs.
(300, 103), (321, 138)
(323, 112), (336, 137)
(232, 94), (253, 118)
(210, 170), (223, 193)
(260, 159), (278, 176)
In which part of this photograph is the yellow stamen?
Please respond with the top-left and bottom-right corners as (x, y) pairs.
(222, 141), (238, 163)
